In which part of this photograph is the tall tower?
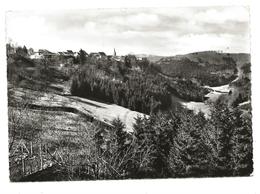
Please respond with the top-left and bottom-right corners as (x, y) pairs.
(113, 48), (116, 56)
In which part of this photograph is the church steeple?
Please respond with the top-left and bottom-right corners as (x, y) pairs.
(113, 48), (116, 56)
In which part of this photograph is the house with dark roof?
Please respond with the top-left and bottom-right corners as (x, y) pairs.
(58, 50), (75, 57)
(38, 49), (55, 56)
(89, 52), (107, 60)
(30, 49), (56, 59)
(99, 52), (106, 56)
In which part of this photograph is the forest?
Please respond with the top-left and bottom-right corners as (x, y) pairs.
(31, 100), (252, 180)
(103, 101), (253, 178)
(71, 65), (171, 114)
(70, 54), (209, 114)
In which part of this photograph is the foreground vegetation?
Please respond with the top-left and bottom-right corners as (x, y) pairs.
(15, 100), (252, 181)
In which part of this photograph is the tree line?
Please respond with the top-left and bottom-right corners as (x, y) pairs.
(167, 79), (209, 102)
(70, 66), (172, 114)
(156, 57), (237, 87)
(70, 55), (212, 114)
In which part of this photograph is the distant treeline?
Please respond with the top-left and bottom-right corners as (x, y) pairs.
(71, 66), (171, 114)
(168, 79), (209, 102)
(70, 56), (210, 114)
(156, 57), (237, 86)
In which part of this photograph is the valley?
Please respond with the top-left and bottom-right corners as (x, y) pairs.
(7, 46), (252, 181)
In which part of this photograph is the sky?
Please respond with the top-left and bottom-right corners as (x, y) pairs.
(5, 6), (250, 56)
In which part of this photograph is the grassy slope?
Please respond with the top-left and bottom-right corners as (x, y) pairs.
(8, 56), (146, 132)
(10, 85), (145, 132)
(8, 56), (146, 181)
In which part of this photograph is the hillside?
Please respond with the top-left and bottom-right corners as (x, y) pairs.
(172, 51), (250, 65)
(135, 54), (164, 62)
(8, 55), (146, 131)
(155, 51), (250, 87)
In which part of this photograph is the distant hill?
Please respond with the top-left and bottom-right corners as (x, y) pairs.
(135, 54), (165, 63)
(154, 51), (250, 87)
(157, 51), (250, 66)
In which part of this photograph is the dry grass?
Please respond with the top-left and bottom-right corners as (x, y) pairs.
(9, 85), (146, 132)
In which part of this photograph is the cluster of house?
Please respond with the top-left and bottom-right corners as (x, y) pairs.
(29, 48), (128, 62)
(6, 43), (147, 66)
(29, 49), (77, 60)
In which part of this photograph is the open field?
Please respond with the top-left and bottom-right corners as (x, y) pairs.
(9, 84), (146, 132)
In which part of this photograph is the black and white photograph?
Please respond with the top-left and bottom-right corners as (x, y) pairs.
(5, 5), (254, 182)
(2, 1), (260, 193)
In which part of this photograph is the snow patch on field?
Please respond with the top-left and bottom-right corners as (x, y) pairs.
(209, 84), (231, 93)
(181, 83), (232, 117)
(10, 87), (147, 132)
(181, 101), (211, 118)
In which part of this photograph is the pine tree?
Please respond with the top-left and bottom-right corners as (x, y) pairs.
(112, 118), (127, 153)
(131, 115), (157, 178)
(230, 110), (253, 176)
(22, 46), (28, 56)
(168, 110), (210, 177)
(208, 100), (243, 176)
(78, 49), (87, 65)
(151, 112), (175, 177)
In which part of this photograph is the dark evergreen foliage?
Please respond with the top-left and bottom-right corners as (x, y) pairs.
(95, 103), (253, 178)
(70, 65), (172, 114)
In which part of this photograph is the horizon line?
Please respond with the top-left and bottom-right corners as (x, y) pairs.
(6, 42), (250, 57)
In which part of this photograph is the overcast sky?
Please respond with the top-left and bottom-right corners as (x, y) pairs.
(6, 6), (250, 56)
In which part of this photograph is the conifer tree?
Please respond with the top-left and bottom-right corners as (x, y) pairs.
(208, 100), (238, 176)
(112, 118), (127, 153)
(230, 110), (253, 176)
(168, 110), (210, 177)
